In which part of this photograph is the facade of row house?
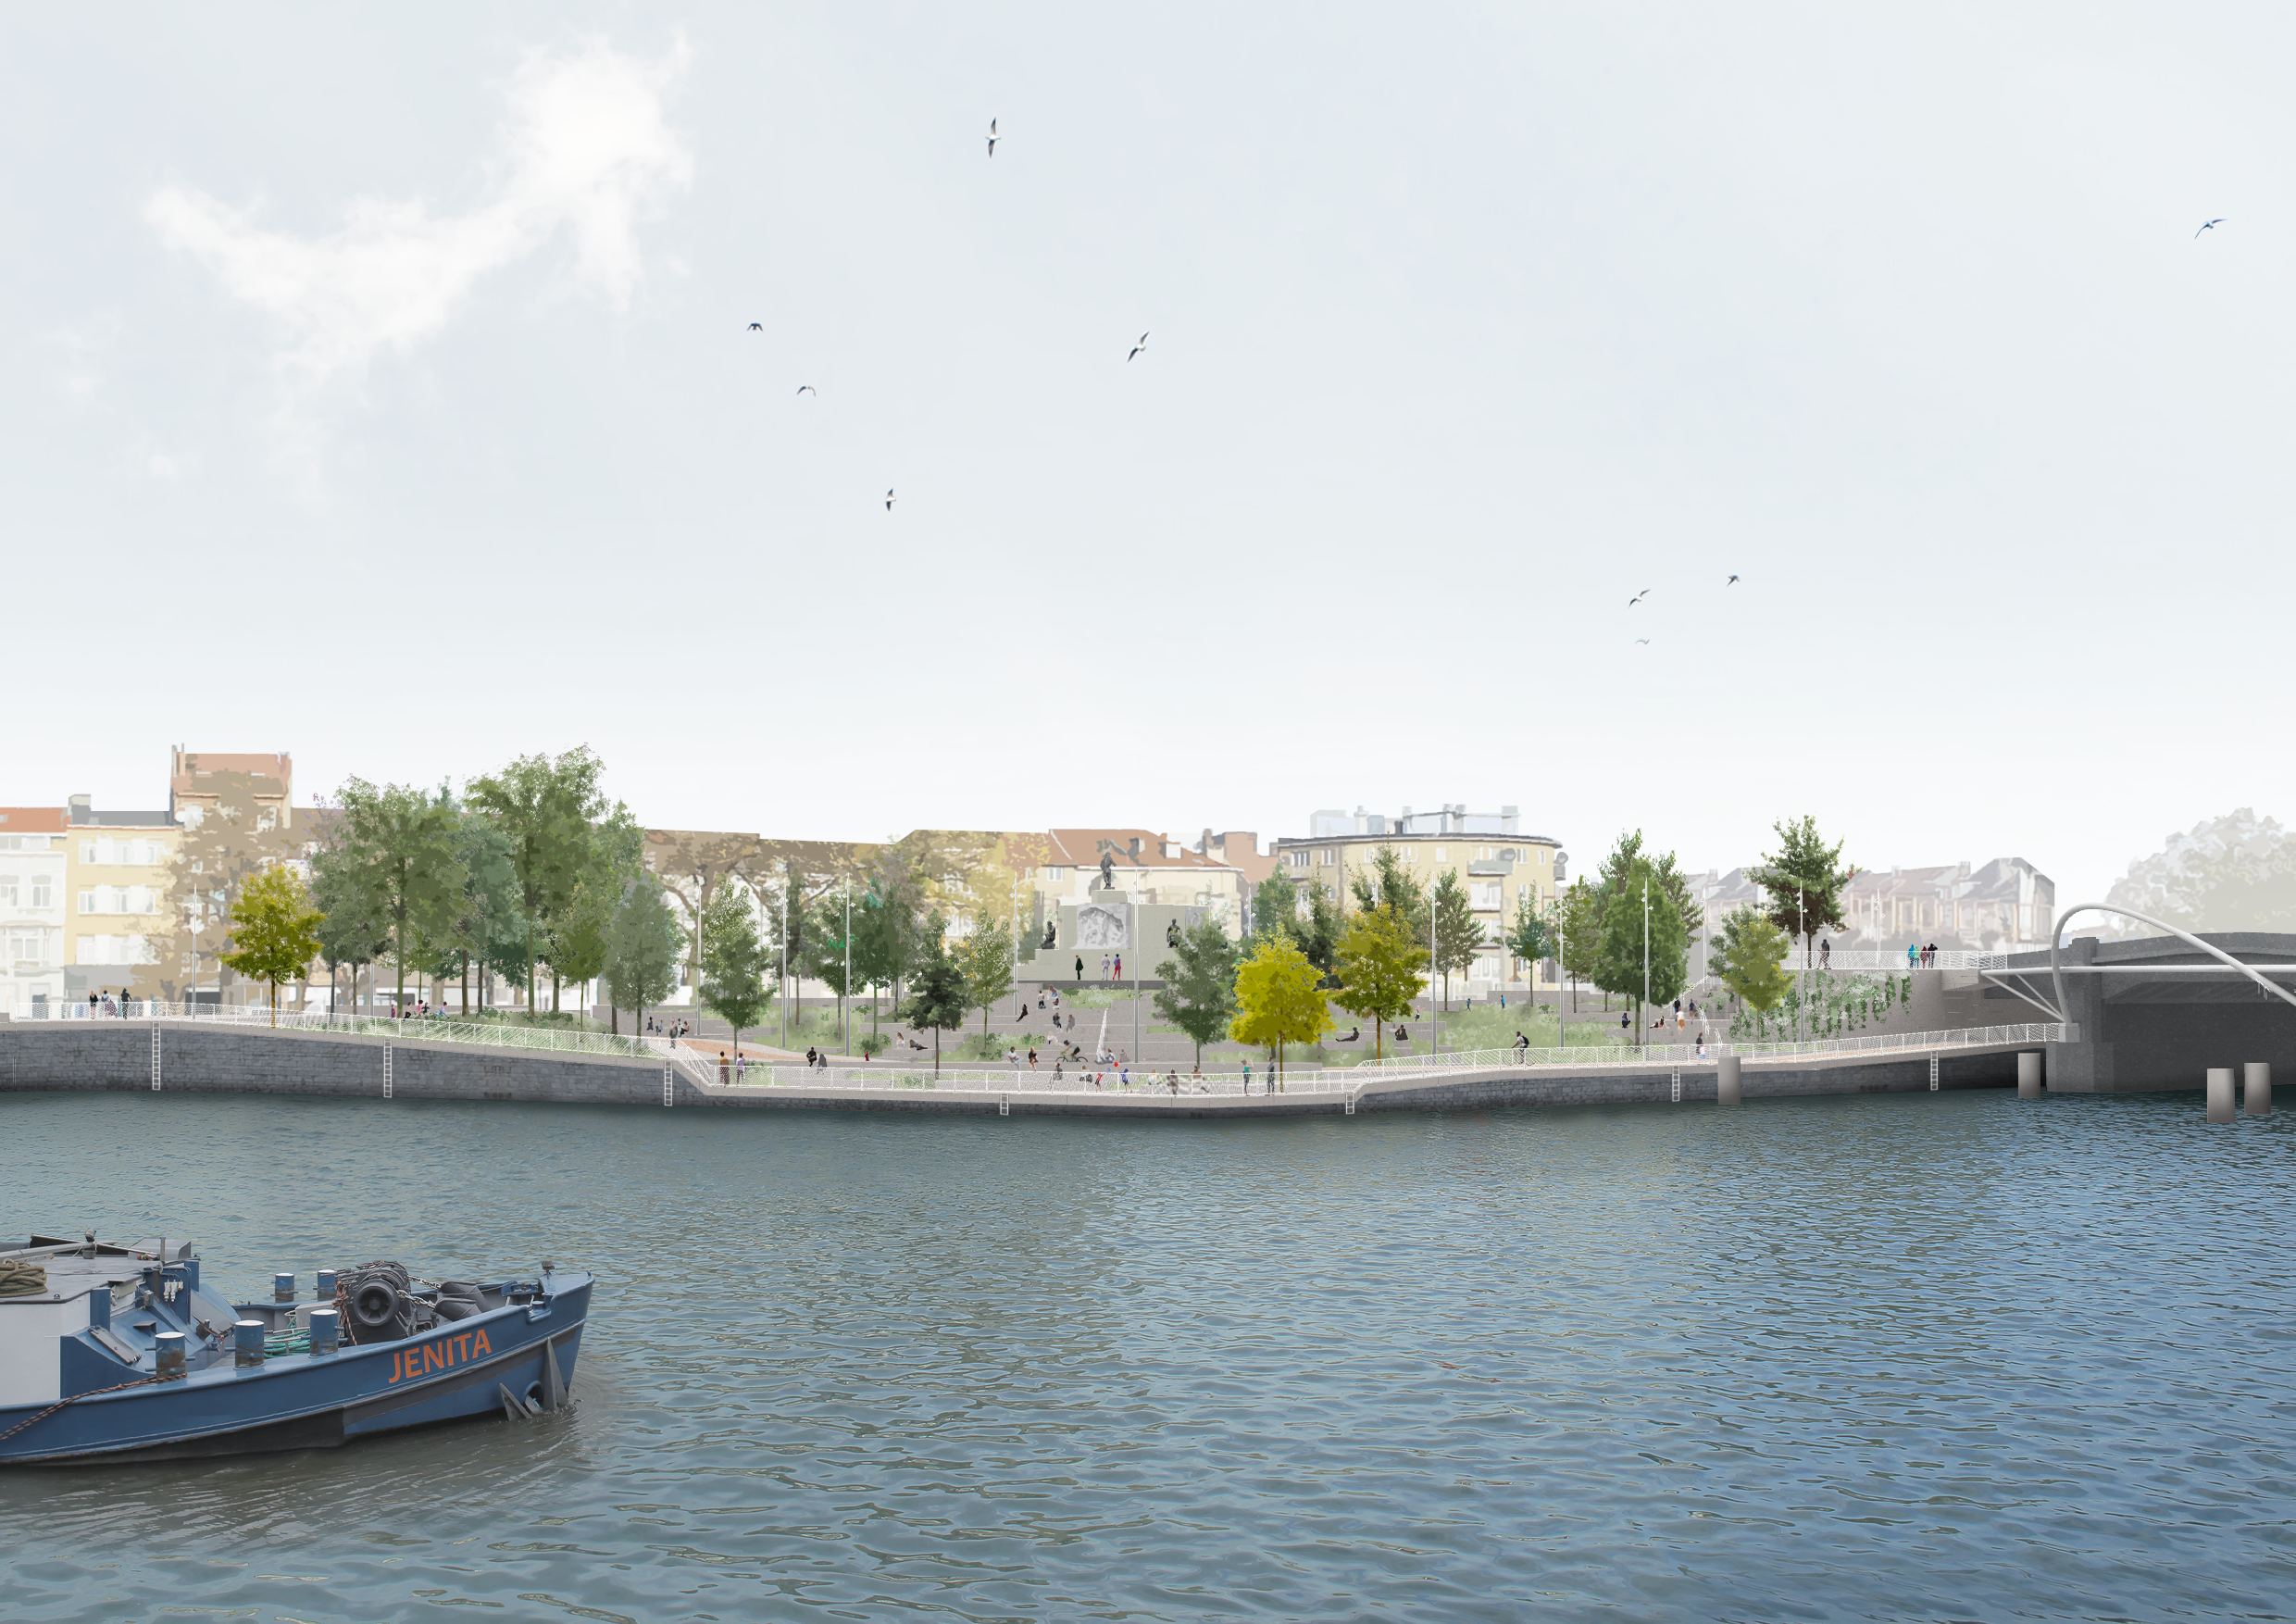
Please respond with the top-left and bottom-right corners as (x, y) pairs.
(1272, 805), (1566, 998)
(1686, 857), (2056, 962)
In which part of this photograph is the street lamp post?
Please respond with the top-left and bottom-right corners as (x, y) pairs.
(187, 914), (203, 1017)
(1641, 877), (1650, 1056)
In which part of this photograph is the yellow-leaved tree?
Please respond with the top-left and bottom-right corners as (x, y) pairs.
(219, 865), (326, 1027)
(1332, 906), (1430, 1060)
(1229, 937), (1333, 1090)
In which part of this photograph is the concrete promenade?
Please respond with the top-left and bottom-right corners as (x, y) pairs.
(0, 1019), (2040, 1117)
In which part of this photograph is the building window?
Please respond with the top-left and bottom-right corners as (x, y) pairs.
(30, 877), (50, 908)
(1434, 847), (1447, 863)
(8, 930), (43, 966)
(0, 876), (15, 906)
(1470, 882), (1503, 910)
(78, 889), (96, 915)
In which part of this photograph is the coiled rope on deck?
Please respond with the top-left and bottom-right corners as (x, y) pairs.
(0, 1259), (47, 1298)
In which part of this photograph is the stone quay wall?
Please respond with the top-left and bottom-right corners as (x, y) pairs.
(0, 1020), (2033, 1118)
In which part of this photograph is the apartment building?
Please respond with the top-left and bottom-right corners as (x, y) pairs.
(1273, 805), (1566, 995)
(0, 807), (69, 1014)
(63, 794), (181, 999)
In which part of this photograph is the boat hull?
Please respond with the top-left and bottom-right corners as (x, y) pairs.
(0, 1275), (591, 1466)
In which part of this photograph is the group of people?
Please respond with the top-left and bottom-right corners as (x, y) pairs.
(1070, 953), (1124, 981)
(645, 1016), (693, 1041)
(1909, 942), (1942, 968)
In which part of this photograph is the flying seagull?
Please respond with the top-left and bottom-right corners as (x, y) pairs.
(1727, 574), (1740, 585)
(795, 385), (816, 396)
(1128, 331), (1149, 362)
(747, 322), (763, 331)
(885, 488), (896, 510)
(986, 119), (998, 156)
(1628, 589), (1650, 606)
(1635, 638), (1651, 645)
(2196, 218), (2225, 237)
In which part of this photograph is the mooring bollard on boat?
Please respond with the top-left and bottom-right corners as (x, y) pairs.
(154, 1330), (186, 1380)
(2206, 1068), (2235, 1124)
(317, 1268), (337, 1299)
(233, 1319), (267, 1369)
(308, 1306), (340, 1355)
(2245, 1062), (2272, 1118)
(273, 1272), (296, 1304)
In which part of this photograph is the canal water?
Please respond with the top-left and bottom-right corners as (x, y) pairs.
(1, 1088), (2290, 1622)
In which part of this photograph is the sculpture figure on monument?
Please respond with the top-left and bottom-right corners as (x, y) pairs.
(1041, 918), (1057, 949)
(1099, 852), (1116, 891)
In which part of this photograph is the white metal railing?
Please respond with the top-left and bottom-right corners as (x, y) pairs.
(1350, 1022), (2077, 1076)
(8, 1001), (700, 1068)
(1763, 949), (1990, 971)
(719, 1064), (1347, 1097)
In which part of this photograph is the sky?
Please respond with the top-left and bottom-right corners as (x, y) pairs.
(6, 3), (2291, 908)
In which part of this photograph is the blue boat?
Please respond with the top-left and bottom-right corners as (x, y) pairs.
(0, 1233), (591, 1465)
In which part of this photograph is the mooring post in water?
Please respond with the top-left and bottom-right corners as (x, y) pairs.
(2017, 1051), (2040, 1100)
(1716, 1055), (1741, 1106)
(2245, 1062), (2272, 1118)
(2206, 1067), (2235, 1123)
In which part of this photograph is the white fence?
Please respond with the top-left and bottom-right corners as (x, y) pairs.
(1348, 1021), (2078, 1075)
(9, 1001), (699, 1070)
(724, 1064), (1347, 1096)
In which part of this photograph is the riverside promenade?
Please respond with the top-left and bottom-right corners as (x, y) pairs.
(0, 1013), (2066, 1118)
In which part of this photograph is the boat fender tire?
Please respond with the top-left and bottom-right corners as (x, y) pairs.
(352, 1281), (402, 1331)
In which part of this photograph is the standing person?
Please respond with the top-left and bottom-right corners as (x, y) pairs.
(1101, 953), (1110, 981)
(1242, 1057), (1253, 1093)
(1820, 938), (1831, 968)
(1075, 953), (1084, 982)
(1114, 952), (1122, 980)
(736, 1052), (748, 1082)
(718, 1051), (730, 1085)
(1907, 942), (1918, 970)
(1027, 1047), (1038, 1070)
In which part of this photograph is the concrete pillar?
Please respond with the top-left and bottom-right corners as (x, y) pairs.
(2244, 1062), (2272, 1118)
(2206, 1067), (2235, 1124)
(2016, 1051), (2041, 1100)
(1716, 1054), (1741, 1106)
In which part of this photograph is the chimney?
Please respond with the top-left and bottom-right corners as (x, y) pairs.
(68, 793), (91, 823)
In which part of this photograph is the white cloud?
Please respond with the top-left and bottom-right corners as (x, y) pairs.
(147, 37), (693, 399)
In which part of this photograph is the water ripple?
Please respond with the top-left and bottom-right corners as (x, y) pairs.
(1, 1089), (2291, 1620)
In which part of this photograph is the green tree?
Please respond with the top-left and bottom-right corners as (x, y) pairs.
(466, 748), (606, 1015)
(850, 883), (916, 1043)
(218, 865), (325, 1026)
(1349, 845), (1429, 936)
(1429, 869), (1480, 1012)
(441, 808), (525, 1020)
(1332, 906), (1429, 1059)
(1594, 830), (1703, 951)
(1294, 880), (1344, 982)
(337, 778), (467, 1016)
(1250, 872), (1298, 943)
(605, 875), (681, 1032)
(310, 835), (389, 1015)
(805, 888), (861, 1048)
(559, 804), (643, 1030)
(1504, 891), (1553, 983)
(961, 925), (1016, 1042)
(1229, 935), (1334, 1087)
(899, 919), (969, 1076)
(1712, 906), (1793, 1013)
(1592, 858), (1690, 1046)
(1746, 815), (1855, 965)
(699, 884), (772, 1050)
(1154, 914), (1242, 1065)
(1554, 881), (1603, 1013)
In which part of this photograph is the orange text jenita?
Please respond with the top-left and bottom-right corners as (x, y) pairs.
(387, 1328), (493, 1383)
